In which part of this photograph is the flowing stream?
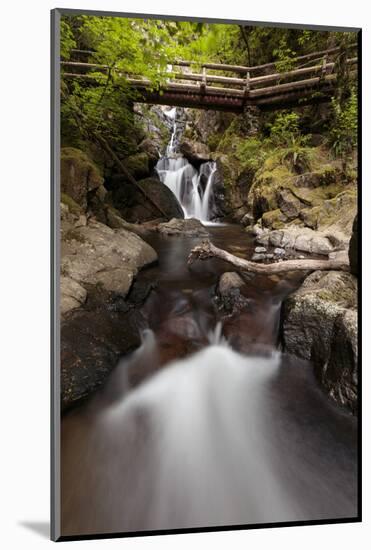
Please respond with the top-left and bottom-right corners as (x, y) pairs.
(61, 225), (357, 537)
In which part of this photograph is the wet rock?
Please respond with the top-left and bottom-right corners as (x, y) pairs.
(255, 233), (270, 247)
(60, 276), (87, 316)
(137, 138), (161, 169)
(282, 270), (358, 413)
(61, 305), (144, 412)
(277, 189), (302, 220)
(215, 272), (251, 316)
(252, 253), (266, 262)
(274, 247), (285, 257)
(124, 152), (151, 180)
(233, 206), (249, 223)
(111, 176), (184, 223)
(264, 228), (334, 256)
(179, 139), (211, 167)
(61, 218), (157, 304)
(218, 272), (245, 294)
(157, 218), (209, 237)
(241, 213), (254, 227)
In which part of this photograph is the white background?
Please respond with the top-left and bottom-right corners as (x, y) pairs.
(0, 0), (369, 548)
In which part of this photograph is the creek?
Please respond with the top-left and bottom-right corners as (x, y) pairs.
(61, 224), (357, 536)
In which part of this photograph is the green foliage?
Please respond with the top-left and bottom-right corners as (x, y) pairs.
(275, 146), (315, 173)
(59, 13), (358, 171)
(267, 111), (310, 148)
(328, 88), (357, 160)
(273, 36), (296, 72)
(235, 137), (268, 172)
(60, 19), (76, 60)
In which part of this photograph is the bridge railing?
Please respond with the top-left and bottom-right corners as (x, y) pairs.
(61, 43), (357, 104)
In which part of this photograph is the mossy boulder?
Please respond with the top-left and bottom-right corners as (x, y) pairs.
(261, 209), (287, 229)
(299, 189), (357, 235)
(61, 147), (104, 211)
(214, 153), (256, 213)
(125, 152), (150, 179)
(277, 189), (302, 220)
(111, 176), (184, 223)
(138, 138), (160, 169)
(247, 147), (356, 243)
(282, 270), (358, 413)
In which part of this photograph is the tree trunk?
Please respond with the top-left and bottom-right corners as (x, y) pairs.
(188, 241), (350, 274)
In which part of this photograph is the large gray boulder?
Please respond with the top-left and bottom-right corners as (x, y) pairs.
(282, 270), (358, 413)
(256, 227), (336, 256)
(111, 176), (184, 223)
(158, 218), (209, 237)
(60, 200), (158, 411)
(60, 202), (157, 315)
(61, 297), (144, 412)
(179, 139), (211, 167)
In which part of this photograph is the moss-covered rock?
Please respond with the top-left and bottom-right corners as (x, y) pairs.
(125, 152), (150, 179)
(261, 209), (287, 229)
(299, 189), (357, 234)
(282, 270), (358, 413)
(61, 147), (104, 211)
(111, 176), (184, 223)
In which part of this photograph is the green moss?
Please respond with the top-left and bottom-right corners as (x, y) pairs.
(61, 147), (103, 198)
(262, 209), (287, 229)
(207, 132), (222, 152)
(125, 152), (150, 178)
(61, 193), (83, 217)
(300, 189), (357, 231)
(316, 286), (355, 308)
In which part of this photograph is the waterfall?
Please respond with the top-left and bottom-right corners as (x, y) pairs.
(156, 108), (219, 222)
(102, 333), (300, 529)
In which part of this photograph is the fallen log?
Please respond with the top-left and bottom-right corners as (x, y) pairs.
(187, 241), (350, 274)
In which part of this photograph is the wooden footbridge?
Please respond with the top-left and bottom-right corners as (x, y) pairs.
(62, 44), (357, 112)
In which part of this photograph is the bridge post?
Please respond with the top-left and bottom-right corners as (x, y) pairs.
(244, 71), (250, 100)
(200, 67), (207, 94)
(321, 54), (328, 79)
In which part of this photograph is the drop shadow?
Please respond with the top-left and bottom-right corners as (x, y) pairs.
(19, 521), (50, 539)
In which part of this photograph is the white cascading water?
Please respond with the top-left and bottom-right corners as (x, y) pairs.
(102, 328), (299, 530)
(156, 108), (218, 223)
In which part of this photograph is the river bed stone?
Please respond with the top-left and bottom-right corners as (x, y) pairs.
(281, 270), (358, 413)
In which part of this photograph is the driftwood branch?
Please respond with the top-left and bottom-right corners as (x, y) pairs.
(188, 241), (350, 274)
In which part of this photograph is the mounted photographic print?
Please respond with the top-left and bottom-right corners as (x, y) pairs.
(51, 8), (361, 541)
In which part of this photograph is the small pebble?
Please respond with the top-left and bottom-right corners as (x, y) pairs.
(252, 253), (266, 262)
